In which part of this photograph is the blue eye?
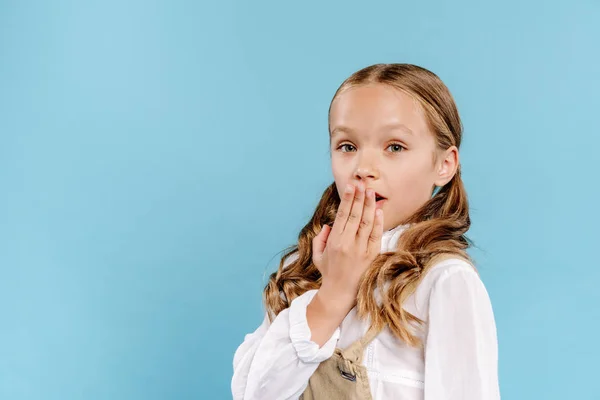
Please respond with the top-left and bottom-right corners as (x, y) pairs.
(338, 144), (356, 152)
(387, 144), (405, 152)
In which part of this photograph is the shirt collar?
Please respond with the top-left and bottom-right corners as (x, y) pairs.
(380, 223), (409, 253)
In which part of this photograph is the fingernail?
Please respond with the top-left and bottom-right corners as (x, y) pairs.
(345, 184), (353, 193)
(366, 189), (373, 197)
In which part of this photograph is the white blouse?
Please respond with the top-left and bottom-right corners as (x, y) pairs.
(231, 224), (500, 399)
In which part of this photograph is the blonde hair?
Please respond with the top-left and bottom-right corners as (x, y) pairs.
(263, 64), (472, 347)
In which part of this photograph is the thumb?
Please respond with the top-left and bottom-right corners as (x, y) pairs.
(312, 225), (331, 260)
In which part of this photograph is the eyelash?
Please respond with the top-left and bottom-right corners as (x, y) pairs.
(337, 143), (405, 153)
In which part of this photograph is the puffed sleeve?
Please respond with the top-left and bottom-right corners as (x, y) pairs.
(423, 265), (501, 400)
(231, 252), (341, 400)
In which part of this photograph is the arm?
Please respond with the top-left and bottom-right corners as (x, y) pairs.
(231, 289), (341, 400)
(307, 286), (356, 346)
(423, 265), (501, 400)
(231, 311), (270, 399)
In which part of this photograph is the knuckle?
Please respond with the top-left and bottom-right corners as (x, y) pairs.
(331, 241), (342, 251)
(348, 212), (358, 221)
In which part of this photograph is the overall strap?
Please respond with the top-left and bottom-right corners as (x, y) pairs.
(339, 326), (382, 363)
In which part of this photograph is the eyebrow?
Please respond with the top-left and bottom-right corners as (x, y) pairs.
(330, 123), (414, 137)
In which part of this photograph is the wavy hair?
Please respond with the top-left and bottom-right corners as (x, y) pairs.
(263, 64), (472, 347)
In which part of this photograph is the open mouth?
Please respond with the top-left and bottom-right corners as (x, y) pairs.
(375, 193), (386, 202)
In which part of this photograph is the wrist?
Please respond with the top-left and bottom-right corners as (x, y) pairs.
(315, 286), (356, 316)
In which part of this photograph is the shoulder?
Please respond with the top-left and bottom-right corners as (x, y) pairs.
(423, 255), (478, 285)
(413, 255), (486, 314)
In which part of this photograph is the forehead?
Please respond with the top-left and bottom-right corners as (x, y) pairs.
(329, 84), (430, 139)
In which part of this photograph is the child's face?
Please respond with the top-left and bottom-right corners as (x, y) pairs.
(329, 83), (451, 231)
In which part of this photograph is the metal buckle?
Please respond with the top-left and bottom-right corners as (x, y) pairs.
(339, 369), (357, 382)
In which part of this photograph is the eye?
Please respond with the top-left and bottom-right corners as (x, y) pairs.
(338, 143), (356, 152)
(386, 143), (405, 153)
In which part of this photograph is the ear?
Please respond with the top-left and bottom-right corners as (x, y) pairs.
(434, 146), (459, 187)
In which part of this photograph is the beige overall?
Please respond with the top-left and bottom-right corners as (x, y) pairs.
(299, 254), (473, 400)
(300, 325), (380, 400)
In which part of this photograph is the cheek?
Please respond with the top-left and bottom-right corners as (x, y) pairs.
(331, 163), (346, 197)
(391, 163), (435, 204)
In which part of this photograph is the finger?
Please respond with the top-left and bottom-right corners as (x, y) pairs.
(342, 182), (365, 238)
(312, 225), (331, 264)
(330, 184), (355, 238)
(357, 188), (376, 252)
(367, 209), (384, 257)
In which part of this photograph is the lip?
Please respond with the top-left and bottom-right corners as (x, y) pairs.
(356, 184), (386, 201)
(365, 189), (387, 208)
(371, 191), (386, 201)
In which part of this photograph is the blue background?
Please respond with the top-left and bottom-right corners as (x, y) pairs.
(1, 0), (598, 398)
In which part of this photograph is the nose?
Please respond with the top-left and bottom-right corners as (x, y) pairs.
(353, 155), (379, 181)
(354, 167), (376, 180)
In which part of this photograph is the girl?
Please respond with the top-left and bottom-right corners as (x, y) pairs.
(231, 63), (500, 399)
